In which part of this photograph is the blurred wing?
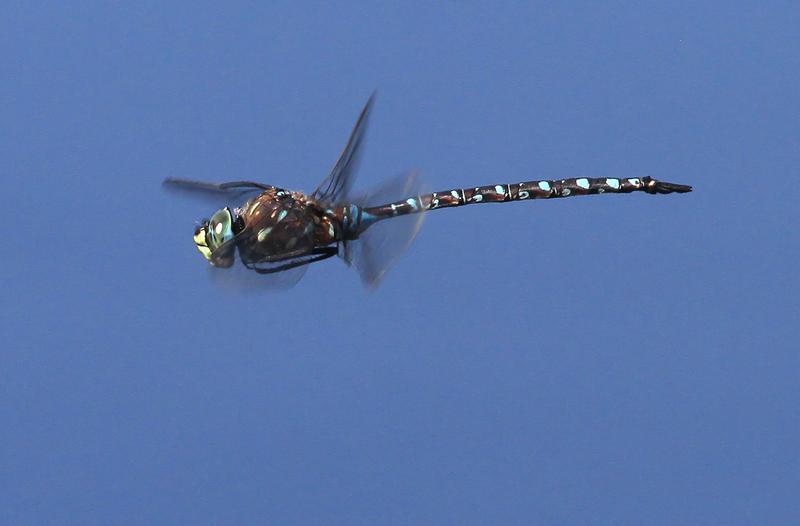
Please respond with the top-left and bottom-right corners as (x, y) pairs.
(208, 258), (309, 293)
(312, 93), (375, 205)
(207, 234), (337, 292)
(163, 178), (273, 206)
(205, 231), (309, 292)
(343, 171), (426, 288)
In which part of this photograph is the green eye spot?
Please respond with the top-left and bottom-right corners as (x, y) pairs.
(207, 208), (235, 250)
(193, 208), (236, 263)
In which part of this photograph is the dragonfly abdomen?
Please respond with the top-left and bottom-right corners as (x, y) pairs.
(361, 176), (691, 226)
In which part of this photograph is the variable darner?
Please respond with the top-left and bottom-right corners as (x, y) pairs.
(164, 95), (692, 288)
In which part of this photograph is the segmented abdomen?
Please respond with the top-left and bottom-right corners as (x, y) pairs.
(365, 176), (689, 220)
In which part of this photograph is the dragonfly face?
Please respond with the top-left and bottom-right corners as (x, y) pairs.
(193, 207), (239, 268)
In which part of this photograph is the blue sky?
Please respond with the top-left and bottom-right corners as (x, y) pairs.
(3, 2), (798, 524)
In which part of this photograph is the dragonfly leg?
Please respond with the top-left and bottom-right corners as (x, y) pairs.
(246, 247), (338, 274)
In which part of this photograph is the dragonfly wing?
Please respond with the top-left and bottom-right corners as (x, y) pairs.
(312, 93), (375, 205)
(343, 171), (426, 288)
(206, 236), (309, 292)
(209, 257), (309, 292)
(163, 178), (273, 206)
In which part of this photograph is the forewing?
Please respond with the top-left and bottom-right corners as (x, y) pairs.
(202, 228), (308, 291)
(162, 178), (273, 207)
(312, 93), (375, 205)
(209, 257), (309, 293)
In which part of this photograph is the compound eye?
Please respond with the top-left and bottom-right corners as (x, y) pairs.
(207, 207), (235, 250)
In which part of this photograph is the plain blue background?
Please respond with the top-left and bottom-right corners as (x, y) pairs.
(3, 2), (798, 524)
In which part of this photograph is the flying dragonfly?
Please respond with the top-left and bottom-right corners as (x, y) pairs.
(164, 94), (692, 288)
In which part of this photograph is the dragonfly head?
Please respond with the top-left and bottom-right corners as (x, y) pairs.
(193, 207), (240, 268)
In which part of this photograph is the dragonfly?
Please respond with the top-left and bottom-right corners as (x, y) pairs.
(164, 94), (692, 288)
